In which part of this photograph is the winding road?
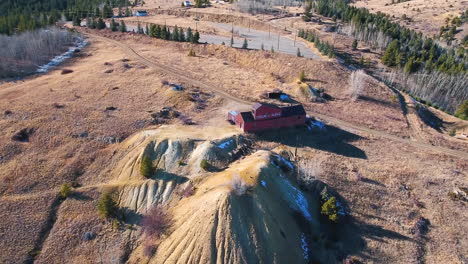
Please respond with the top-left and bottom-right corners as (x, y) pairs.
(84, 31), (468, 160)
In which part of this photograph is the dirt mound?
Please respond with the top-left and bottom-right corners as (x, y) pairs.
(128, 150), (333, 264)
(105, 125), (249, 213)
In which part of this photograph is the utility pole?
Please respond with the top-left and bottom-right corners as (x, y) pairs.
(294, 30), (296, 47)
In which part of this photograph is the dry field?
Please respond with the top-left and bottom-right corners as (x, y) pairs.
(0, 27), (467, 263)
(354, 0), (468, 41)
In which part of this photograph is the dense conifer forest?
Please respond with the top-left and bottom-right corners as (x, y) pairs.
(0, 0), (136, 35)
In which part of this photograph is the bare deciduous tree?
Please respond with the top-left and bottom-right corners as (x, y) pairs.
(348, 70), (367, 101)
(0, 27), (80, 78)
(297, 158), (323, 187)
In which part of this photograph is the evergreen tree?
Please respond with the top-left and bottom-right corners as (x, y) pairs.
(145, 24), (149, 35)
(110, 18), (118, 31)
(149, 24), (156, 37)
(172, 26), (179, 41)
(186, 27), (193, 42)
(242, 38), (248, 49)
(297, 48), (302, 57)
(72, 16), (81, 26)
(179, 28), (185, 42)
(230, 36), (234, 47)
(352, 39), (358, 50)
(140, 155), (154, 178)
(119, 20), (127, 32)
(155, 25), (162, 38)
(97, 191), (118, 219)
(97, 18), (106, 29)
(192, 31), (200, 43)
(125, 7), (131, 17)
(382, 40), (400, 67)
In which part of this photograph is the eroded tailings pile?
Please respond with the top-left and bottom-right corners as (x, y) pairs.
(106, 125), (250, 214)
(141, 151), (322, 264)
(104, 125), (340, 263)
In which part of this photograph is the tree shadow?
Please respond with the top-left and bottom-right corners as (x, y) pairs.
(119, 207), (143, 225)
(70, 192), (93, 201)
(255, 125), (367, 159)
(153, 170), (189, 183)
(359, 95), (399, 108)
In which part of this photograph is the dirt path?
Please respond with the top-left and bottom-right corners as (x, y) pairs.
(81, 32), (468, 160)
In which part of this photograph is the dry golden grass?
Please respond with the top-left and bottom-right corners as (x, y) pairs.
(1, 28), (467, 263)
(353, 0), (468, 41)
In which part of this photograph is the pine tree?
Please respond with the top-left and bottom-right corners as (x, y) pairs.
(72, 16), (81, 26)
(140, 155), (154, 178)
(186, 27), (193, 42)
(352, 39), (358, 50)
(97, 190), (118, 219)
(179, 28), (185, 42)
(145, 24), (149, 35)
(97, 18), (106, 29)
(155, 25), (162, 38)
(242, 38), (248, 49)
(172, 26), (180, 41)
(110, 19), (118, 31)
(192, 31), (200, 43)
(230, 36), (234, 47)
(382, 40), (400, 67)
(119, 21), (127, 32)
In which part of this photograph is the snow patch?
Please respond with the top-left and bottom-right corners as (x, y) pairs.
(309, 120), (326, 131)
(217, 139), (235, 149)
(279, 174), (312, 221)
(275, 155), (294, 170)
(36, 39), (88, 73)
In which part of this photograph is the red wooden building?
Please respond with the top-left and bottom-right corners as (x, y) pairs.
(228, 103), (306, 132)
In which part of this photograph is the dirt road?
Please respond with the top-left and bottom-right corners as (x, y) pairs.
(83, 32), (468, 160)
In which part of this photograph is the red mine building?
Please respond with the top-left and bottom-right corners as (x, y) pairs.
(228, 103), (307, 132)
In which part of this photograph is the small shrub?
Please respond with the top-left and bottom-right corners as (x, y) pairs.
(449, 129), (456, 137)
(200, 159), (209, 171)
(177, 160), (184, 166)
(97, 190), (118, 219)
(454, 100), (468, 120)
(60, 183), (72, 198)
(140, 155), (154, 178)
(141, 205), (170, 238)
(188, 49), (196, 57)
(391, 95), (398, 102)
(113, 219), (119, 230)
(321, 197), (338, 223)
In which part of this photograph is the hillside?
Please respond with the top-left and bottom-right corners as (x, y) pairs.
(354, 0), (468, 43)
(0, 1), (468, 263)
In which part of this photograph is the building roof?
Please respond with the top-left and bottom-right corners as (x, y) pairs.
(240, 111), (255, 123)
(281, 105), (306, 117)
(252, 102), (279, 111)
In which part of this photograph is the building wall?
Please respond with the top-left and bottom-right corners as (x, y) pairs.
(242, 115), (305, 132)
(253, 106), (282, 120)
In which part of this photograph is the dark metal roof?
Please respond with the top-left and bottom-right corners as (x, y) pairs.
(252, 102), (279, 111)
(240, 111), (255, 123)
(281, 105), (306, 117)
